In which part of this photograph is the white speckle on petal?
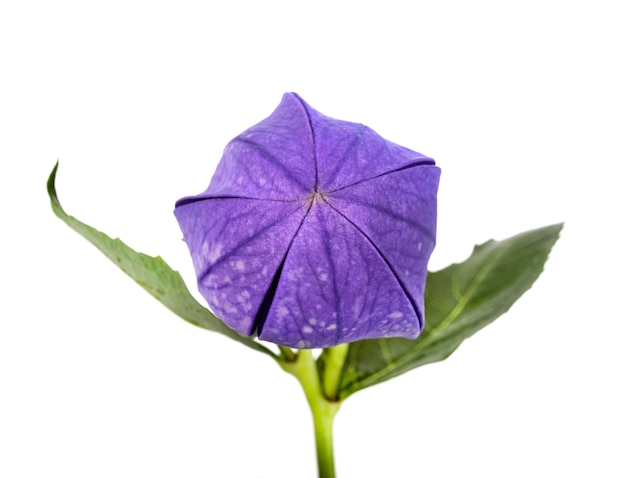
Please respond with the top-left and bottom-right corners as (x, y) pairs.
(352, 298), (364, 319)
(297, 340), (310, 348)
(234, 260), (245, 271)
(237, 176), (243, 185)
(205, 242), (223, 264)
(418, 242), (423, 251)
(236, 291), (252, 312)
(240, 316), (252, 330)
(287, 267), (304, 281)
(224, 303), (238, 314)
(388, 311), (404, 319)
(259, 178), (267, 186)
(327, 324), (337, 331)
(309, 318), (318, 325)
(302, 325), (313, 334)
(319, 273), (328, 281)
(277, 304), (289, 319)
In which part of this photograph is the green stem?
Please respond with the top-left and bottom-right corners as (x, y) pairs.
(322, 344), (349, 400)
(278, 345), (296, 362)
(281, 348), (347, 478)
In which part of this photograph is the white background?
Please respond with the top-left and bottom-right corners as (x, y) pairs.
(1, 1), (624, 477)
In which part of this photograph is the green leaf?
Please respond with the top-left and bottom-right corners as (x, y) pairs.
(47, 162), (275, 358)
(338, 223), (563, 399)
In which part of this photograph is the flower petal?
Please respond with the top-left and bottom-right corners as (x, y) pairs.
(258, 200), (418, 348)
(295, 96), (435, 192)
(174, 197), (309, 335)
(328, 164), (441, 329)
(204, 93), (317, 200)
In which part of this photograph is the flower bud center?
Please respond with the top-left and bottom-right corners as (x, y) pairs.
(310, 190), (328, 204)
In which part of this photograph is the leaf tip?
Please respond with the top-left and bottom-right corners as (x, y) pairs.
(47, 161), (61, 209)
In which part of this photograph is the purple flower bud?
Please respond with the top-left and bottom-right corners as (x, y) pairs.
(175, 93), (440, 349)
